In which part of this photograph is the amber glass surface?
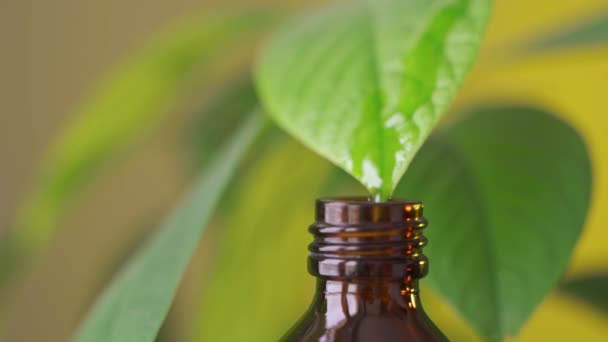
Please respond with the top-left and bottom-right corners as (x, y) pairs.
(281, 197), (448, 342)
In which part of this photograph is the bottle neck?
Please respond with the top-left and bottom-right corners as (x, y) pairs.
(281, 198), (447, 341)
(307, 197), (429, 314)
(310, 278), (423, 316)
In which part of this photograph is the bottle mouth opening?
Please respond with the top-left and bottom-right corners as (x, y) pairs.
(316, 196), (423, 225)
(316, 196), (417, 205)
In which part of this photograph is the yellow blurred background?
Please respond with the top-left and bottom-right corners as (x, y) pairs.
(1, 0), (607, 341)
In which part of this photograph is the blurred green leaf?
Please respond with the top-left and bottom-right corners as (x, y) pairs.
(196, 138), (335, 341)
(560, 274), (608, 314)
(8, 11), (277, 268)
(396, 106), (592, 341)
(186, 76), (259, 170)
(75, 111), (264, 342)
(523, 12), (608, 52)
(256, 0), (491, 200)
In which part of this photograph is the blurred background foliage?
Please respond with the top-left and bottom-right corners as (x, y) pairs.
(1, 0), (608, 341)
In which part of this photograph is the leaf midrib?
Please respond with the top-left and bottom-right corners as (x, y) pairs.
(363, 3), (388, 199)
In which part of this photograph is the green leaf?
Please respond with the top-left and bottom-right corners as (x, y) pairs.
(75, 112), (264, 342)
(186, 76), (259, 170)
(8, 11), (276, 265)
(522, 12), (608, 53)
(196, 138), (334, 341)
(255, 0), (492, 200)
(560, 274), (608, 314)
(396, 106), (592, 340)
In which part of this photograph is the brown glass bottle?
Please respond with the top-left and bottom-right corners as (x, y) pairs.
(281, 197), (448, 342)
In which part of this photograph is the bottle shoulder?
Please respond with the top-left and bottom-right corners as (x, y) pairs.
(281, 308), (449, 342)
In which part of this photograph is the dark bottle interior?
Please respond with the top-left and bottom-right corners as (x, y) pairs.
(281, 197), (448, 342)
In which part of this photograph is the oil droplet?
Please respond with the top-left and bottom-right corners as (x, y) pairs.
(343, 157), (353, 172)
(392, 150), (406, 184)
(371, 192), (383, 202)
(361, 158), (383, 191)
(412, 107), (432, 129)
(384, 112), (405, 129)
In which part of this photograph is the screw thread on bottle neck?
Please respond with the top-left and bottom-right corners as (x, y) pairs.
(308, 197), (429, 282)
